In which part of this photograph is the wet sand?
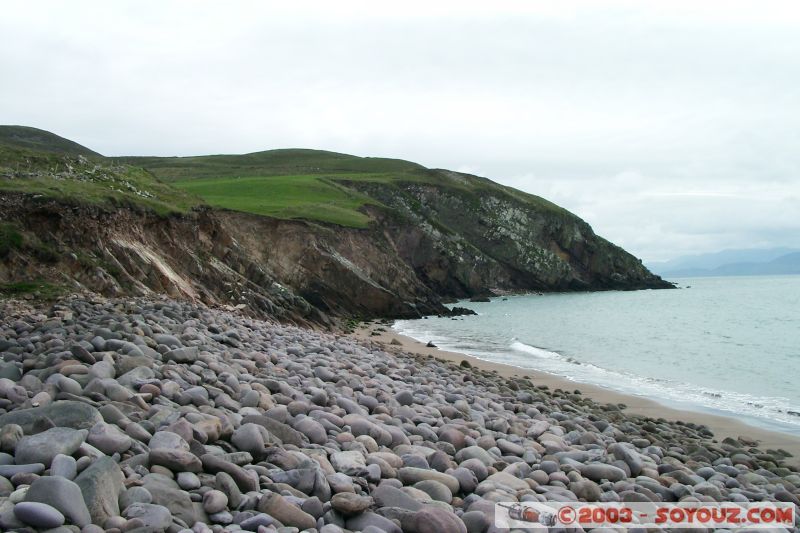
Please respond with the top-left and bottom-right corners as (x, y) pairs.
(353, 322), (800, 464)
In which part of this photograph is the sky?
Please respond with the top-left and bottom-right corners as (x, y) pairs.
(2, 1), (799, 262)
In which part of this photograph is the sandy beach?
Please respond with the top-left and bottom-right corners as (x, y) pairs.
(353, 321), (800, 464)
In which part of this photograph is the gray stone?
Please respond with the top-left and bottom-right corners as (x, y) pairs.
(398, 467), (460, 494)
(346, 511), (402, 533)
(257, 491), (316, 530)
(231, 423), (270, 457)
(87, 421), (132, 454)
(50, 454), (77, 480)
(123, 502), (172, 531)
(414, 479), (453, 502)
(120, 486), (153, 510)
(331, 450), (366, 475)
(462, 510), (491, 533)
(330, 492), (373, 515)
(241, 414), (307, 447)
(484, 471), (529, 491)
(14, 501), (65, 529)
(202, 490), (228, 514)
(74, 455), (124, 525)
(293, 417), (327, 445)
(240, 513), (277, 530)
(15, 427), (87, 467)
(570, 479), (603, 501)
(372, 484), (422, 511)
(413, 507), (467, 533)
(25, 475), (91, 527)
(582, 463), (627, 483)
(149, 448), (203, 472)
(142, 473), (197, 527)
(395, 390), (414, 406)
(0, 401), (102, 433)
(149, 431), (190, 451)
(0, 463), (45, 477)
(0, 423), (23, 452)
(177, 472), (201, 490)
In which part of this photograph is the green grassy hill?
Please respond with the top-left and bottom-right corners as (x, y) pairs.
(120, 149), (568, 227)
(0, 126), (101, 157)
(0, 127), (198, 215)
(0, 126), (568, 228)
(0, 125), (670, 318)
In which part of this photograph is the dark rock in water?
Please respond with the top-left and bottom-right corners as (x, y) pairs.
(14, 501), (65, 529)
(448, 307), (477, 317)
(469, 296), (491, 303)
(426, 341), (437, 348)
(25, 475), (92, 527)
(0, 401), (102, 433)
(74, 456), (124, 525)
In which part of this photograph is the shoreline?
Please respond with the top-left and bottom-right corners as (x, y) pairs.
(352, 322), (800, 464)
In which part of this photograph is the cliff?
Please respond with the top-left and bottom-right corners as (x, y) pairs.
(0, 126), (671, 325)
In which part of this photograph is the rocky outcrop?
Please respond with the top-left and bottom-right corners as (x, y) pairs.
(0, 184), (670, 324)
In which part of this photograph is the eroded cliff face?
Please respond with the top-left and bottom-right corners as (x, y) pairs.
(351, 174), (669, 297)
(0, 183), (669, 325)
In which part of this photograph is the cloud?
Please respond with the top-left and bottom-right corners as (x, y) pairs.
(1, 0), (799, 261)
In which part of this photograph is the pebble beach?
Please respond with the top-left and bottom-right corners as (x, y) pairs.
(1, 295), (799, 532)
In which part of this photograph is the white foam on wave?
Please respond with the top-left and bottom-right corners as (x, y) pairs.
(393, 321), (800, 433)
(509, 340), (563, 360)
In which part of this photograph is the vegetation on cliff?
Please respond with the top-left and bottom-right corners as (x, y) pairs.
(0, 126), (671, 323)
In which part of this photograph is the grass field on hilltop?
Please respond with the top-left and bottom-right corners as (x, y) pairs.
(173, 174), (383, 227)
(120, 149), (426, 182)
(0, 146), (200, 215)
(0, 125), (571, 226)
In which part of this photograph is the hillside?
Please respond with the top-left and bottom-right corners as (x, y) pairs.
(0, 125), (101, 157)
(0, 126), (671, 324)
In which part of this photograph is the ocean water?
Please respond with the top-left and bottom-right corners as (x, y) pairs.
(394, 276), (800, 435)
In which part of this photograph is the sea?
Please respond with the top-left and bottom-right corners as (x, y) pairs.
(394, 275), (800, 435)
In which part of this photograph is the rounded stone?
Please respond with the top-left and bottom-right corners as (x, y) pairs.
(330, 492), (373, 515)
(413, 507), (467, 533)
(14, 501), (66, 529)
(202, 489), (228, 514)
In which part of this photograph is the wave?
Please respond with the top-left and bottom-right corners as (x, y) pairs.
(393, 320), (800, 434)
(509, 340), (563, 360)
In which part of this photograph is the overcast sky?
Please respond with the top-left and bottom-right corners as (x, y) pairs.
(2, 1), (799, 262)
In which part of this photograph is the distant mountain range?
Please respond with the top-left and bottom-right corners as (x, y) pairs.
(649, 248), (800, 278)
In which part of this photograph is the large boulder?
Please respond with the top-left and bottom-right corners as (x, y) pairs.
(15, 427), (87, 467)
(25, 476), (92, 527)
(74, 456), (124, 525)
(0, 401), (102, 433)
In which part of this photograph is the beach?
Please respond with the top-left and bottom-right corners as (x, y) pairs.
(354, 321), (800, 464)
(1, 295), (800, 531)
